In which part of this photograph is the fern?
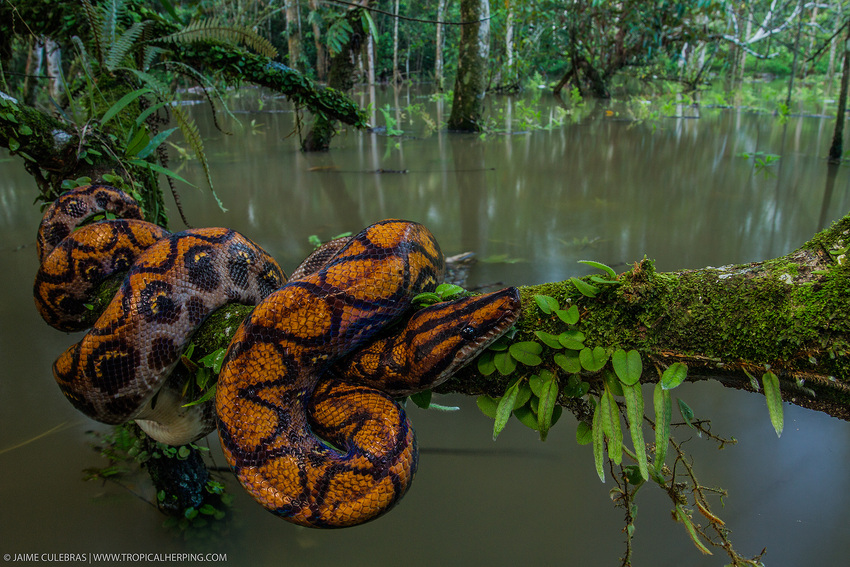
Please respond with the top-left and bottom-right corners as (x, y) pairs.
(80, 0), (104, 63)
(154, 18), (278, 60)
(101, 0), (127, 55)
(105, 21), (149, 71)
(325, 17), (353, 58)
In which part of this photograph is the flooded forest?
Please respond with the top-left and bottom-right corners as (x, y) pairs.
(1, 2), (849, 566)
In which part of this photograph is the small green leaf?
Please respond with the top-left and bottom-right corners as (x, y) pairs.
(514, 381), (533, 409)
(558, 330), (586, 350)
(534, 330), (563, 349)
(580, 346), (609, 372)
(675, 505), (713, 555)
(622, 383), (648, 482)
(476, 394), (499, 418)
(102, 87), (155, 124)
(513, 405), (539, 430)
(678, 399), (696, 431)
(198, 347), (227, 374)
(509, 341), (543, 366)
(493, 351), (517, 375)
(571, 276), (599, 297)
(661, 362), (688, 390)
(613, 349), (643, 386)
(536, 370), (560, 441)
(555, 305), (580, 325)
(653, 383), (672, 472)
(534, 294), (560, 314)
(592, 399), (605, 482)
(493, 379), (521, 439)
(562, 373), (588, 397)
(576, 421), (593, 445)
(554, 351), (582, 374)
(477, 351), (496, 375)
(409, 390), (432, 409)
(579, 259), (617, 279)
(762, 371), (784, 437)
(601, 384), (623, 465)
(412, 291), (441, 306)
(136, 127), (179, 159)
(435, 283), (465, 299)
(182, 384), (216, 407)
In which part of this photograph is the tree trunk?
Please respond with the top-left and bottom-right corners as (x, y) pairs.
(435, 0), (446, 91)
(309, 0), (327, 81)
(302, 5), (368, 151)
(44, 39), (62, 102)
(448, 0), (490, 131)
(285, 0), (301, 71)
(505, 0), (514, 87)
(392, 0), (401, 84)
(828, 21), (850, 164)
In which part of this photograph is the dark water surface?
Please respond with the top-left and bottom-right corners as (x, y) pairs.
(2, 86), (849, 566)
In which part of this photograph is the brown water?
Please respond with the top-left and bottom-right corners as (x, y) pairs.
(1, 85), (849, 566)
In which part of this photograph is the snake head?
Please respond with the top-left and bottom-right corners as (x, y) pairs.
(339, 287), (522, 395)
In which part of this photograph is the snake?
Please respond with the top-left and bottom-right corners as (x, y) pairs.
(34, 184), (522, 527)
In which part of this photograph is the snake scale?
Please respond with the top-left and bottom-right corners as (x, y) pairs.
(34, 184), (522, 527)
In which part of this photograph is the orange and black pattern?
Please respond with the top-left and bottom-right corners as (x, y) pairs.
(336, 287), (522, 396)
(36, 187), (523, 529)
(216, 220), (448, 527)
(37, 186), (284, 435)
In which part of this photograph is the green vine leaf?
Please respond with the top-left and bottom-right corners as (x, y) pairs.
(534, 330), (563, 349)
(622, 383), (648, 482)
(653, 383), (672, 472)
(578, 259), (618, 279)
(493, 379), (521, 439)
(580, 346), (609, 372)
(534, 294), (559, 314)
(571, 276), (599, 298)
(601, 383), (623, 465)
(553, 351), (581, 374)
(537, 370), (560, 441)
(677, 399), (697, 433)
(476, 394), (499, 418)
(509, 341), (543, 366)
(762, 371), (784, 437)
(477, 351), (496, 376)
(592, 398), (605, 483)
(612, 349), (642, 386)
(493, 351), (517, 375)
(661, 362), (688, 390)
(559, 330), (585, 350)
(576, 421), (593, 445)
(674, 505), (713, 555)
(556, 305), (580, 325)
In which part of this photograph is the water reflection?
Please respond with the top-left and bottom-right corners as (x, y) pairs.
(1, 86), (849, 566)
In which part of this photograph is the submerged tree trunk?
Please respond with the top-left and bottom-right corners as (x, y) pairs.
(448, 0), (490, 131)
(285, 0), (301, 71)
(435, 0), (446, 91)
(308, 0), (327, 81)
(828, 21), (850, 164)
(302, 5), (368, 151)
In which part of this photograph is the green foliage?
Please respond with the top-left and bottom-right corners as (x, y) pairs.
(154, 18), (278, 59)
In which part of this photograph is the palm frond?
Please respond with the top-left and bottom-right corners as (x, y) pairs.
(154, 18), (278, 60)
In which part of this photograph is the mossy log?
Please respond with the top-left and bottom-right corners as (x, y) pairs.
(167, 212), (850, 422)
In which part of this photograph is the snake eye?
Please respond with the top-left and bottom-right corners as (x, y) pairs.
(461, 325), (478, 340)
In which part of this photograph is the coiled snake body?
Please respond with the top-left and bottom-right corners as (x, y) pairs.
(35, 184), (521, 527)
